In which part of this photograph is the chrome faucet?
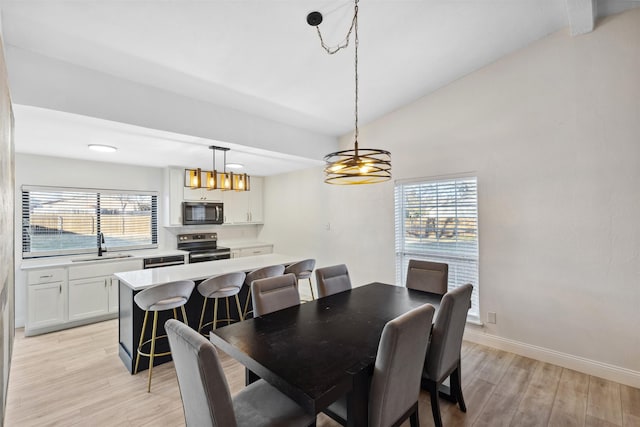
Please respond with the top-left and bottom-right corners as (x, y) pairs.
(98, 232), (107, 256)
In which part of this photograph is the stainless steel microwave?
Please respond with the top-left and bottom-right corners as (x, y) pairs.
(182, 202), (223, 225)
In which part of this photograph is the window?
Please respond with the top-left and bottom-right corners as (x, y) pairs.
(22, 186), (158, 258)
(394, 176), (480, 321)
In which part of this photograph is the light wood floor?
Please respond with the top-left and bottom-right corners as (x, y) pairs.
(5, 319), (640, 427)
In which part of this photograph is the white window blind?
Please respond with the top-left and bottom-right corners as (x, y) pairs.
(22, 186), (158, 258)
(394, 176), (480, 321)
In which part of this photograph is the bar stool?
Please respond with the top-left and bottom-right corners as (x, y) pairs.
(242, 264), (285, 319)
(134, 279), (195, 393)
(284, 259), (316, 301)
(197, 271), (246, 335)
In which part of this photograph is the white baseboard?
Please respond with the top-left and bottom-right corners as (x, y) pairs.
(463, 329), (640, 389)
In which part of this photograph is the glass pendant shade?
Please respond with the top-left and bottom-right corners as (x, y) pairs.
(205, 170), (218, 190)
(186, 168), (202, 188)
(221, 172), (234, 191)
(233, 173), (250, 191)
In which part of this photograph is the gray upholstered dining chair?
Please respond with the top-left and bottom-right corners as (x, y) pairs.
(406, 259), (448, 295)
(197, 271), (246, 335)
(251, 273), (301, 317)
(323, 303), (436, 427)
(422, 283), (473, 427)
(165, 319), (316, 427)
(284, 259), (316, 300)
(315, 264), (352, 298)
(242, 264), (285, 319)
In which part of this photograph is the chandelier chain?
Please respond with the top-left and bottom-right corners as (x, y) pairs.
(314, 0), (358, 55)
(354, 1), (359, 151)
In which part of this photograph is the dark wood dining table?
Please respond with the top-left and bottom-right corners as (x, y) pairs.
(209, 282), (442, 427)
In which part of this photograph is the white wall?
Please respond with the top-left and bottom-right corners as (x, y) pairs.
(261, 9), (640, 385)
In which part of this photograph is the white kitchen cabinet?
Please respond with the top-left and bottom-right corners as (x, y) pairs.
(222, 177), (264, 224)
(164, 167), (184, 226)
(26, 268), (67, 333)
(68, 277), (110, 321)
(183, 187), (223, 202)
(27, 281), (65, 330)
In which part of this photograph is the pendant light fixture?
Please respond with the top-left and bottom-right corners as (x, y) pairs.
(308, 0), (391, 185)
(185, 146), (250, 192)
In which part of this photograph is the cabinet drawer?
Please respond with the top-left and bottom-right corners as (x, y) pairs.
(28, 268), (66, 285)
(239, 245), (273, 257)
(69, 259), (142, 280)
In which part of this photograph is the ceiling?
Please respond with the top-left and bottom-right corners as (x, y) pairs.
(1, 0), (638, 175)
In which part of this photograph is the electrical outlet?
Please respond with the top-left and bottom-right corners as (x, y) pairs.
(325, 222), (331, 231)
(487, 312), (497, 324)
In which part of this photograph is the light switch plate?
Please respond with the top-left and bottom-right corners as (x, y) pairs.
(487, 312), (497, 324)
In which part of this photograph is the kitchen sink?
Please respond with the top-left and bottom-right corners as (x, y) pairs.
(71, 253), (134, 262)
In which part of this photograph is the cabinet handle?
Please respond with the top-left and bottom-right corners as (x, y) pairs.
(105, 279), (107, 288)
(59, 284), (62, 294)
(40, 274), (53, 279)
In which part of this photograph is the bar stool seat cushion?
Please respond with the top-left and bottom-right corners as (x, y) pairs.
(201, 286), (241, 299)
(147, 296), (189, 311)
(134, 280), (195, 311)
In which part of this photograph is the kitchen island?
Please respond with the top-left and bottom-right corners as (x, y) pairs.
(115, 253), (302, 373)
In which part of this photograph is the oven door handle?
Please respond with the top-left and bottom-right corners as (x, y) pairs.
(191, 252), (231, 259)
(144, 261), (185, 268)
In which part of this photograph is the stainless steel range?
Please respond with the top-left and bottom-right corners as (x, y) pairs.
(177, 233), (231, 263)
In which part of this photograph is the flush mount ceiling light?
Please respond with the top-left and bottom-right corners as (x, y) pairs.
(184, 146), (250, 192)
(308, 0), (391, 185)
(88, 144), (118, 153)
(225, 163), (244, 170)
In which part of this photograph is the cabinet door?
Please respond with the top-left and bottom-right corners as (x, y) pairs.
(108, 278), (119, 313)
(27, 282), (65, 329)
(183, 187), (205, 201)
(223, 190), (249, 223)
(166, 167), (184, 226)
(68, 277), (110, 321)
(248, 177), (264, 223)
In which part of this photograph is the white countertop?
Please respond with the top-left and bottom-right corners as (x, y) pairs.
(21, 249), (189, 270)
(115, 253), (301, 291)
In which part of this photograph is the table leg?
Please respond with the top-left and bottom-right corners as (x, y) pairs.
(346, 370), (368, 427)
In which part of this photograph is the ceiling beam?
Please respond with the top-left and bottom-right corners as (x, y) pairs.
(566, 0), (597, 36)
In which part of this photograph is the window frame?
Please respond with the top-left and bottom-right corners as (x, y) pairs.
(394, 174), (480, 322)
(22, 185), (158, 258)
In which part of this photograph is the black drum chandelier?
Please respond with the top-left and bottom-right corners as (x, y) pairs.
(307, 0), (391, 185)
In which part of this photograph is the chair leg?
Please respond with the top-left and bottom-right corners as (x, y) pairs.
(147, 310), (159, 393)
(308, 278), (315, 300)
(243, 290), (252, 319)
(134, 310), (149, 375)
(225, 297), (231, 326)
(427, 380), (443, 427)
(180, 305), (188, 327)
(451, 362), (467, 412)
(198, 298), (208, 334)
(409, 407), (419, 427)
(235, 294), (244, 321)
(213, 297), (219, 330)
